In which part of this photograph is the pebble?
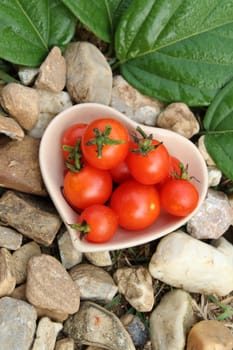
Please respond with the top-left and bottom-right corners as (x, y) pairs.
(110, 75), (163, 126)
(34, 46), (66, 92)
(63, 301), (136, 350)
(0, 248), (16, 296)
(121, 313), (149, 347)
(207, 166), (222, 187)
(187, 189), (233, 240)
(31, 316), (63, 350)
(0, 225), (22, 250)
(0, 190), (62, 245)
(156, 102), (200, 138)
(150, 289), (195, 350)
(0, 83), (39, 130)
(58, 230), (82, 269)
(18, 66), (39, 85)
(26, 254), (80, 314)
(55, 338), (75, 350)
(149, 230), (233, 296)
(0, 296), (37, 350)
(0, 136), (46, 195)
(0, 114), (24, 140)
(84, 250), (112, 267)
(113, 266), (154, 312)
(69, 263), (118, 304)
(12, 241), (41, 284)
(198, 135), (216, 166)
(186, 320), (233, 350)
(64, 41), (112, 104)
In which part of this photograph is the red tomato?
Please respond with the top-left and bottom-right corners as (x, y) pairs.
(160, 179), (199, 217)
(70, 204), (119, 243)
(110, 180), (160, 230)
(61, 123), (87, 161)
(109, 159), (132, 183)
(126, 139), (170, 185)
(158, 156), (182, 188)
(81, 118), (130, 170)
(63, 164), (112, 210)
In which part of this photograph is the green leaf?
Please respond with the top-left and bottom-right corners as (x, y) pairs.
(61, 0), (133, 43)
(115, 0), (233, 106)
(0, 0), (76, 67)
(203, 80), (233, 180)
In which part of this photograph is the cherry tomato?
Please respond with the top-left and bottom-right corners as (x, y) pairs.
(61, 123), (87, 161)
(109, 159), (132, 183)
(110, 180), (160, 230)
(70, 204), (119, 243)
(160, 179), (199, 217)
(158, 156), (182, 188)
(63, 164), (112, 210)
(81, 118), (130, 170)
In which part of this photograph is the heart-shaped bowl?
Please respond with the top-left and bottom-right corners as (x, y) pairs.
(39, 103), (208, 252)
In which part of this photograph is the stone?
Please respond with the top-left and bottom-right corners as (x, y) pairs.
(211, 237), (233, 265)
(64, 41), (112, 104)
(0, 226), (22, 250)
(198, 135), (216, 166)
(63, 301), (136, 350)
(31, 316), (63, 350)
(187, 189), (233, 240)
(0, 190), (62, 246)
(0, 83), (39, 130)
(150, 289), (195, 350)
(34, 46), (66, 92)
(0, 114), (24, 140)
(156, 102), (200, 138)
(0, 248), (16, 296)
(149, 230), (233, 296)
(0, 135), (46, 195)
(110, 75), (163, 126)
(0, 296), (37, 350)
(18, 66), (39, 85)
(121, 313), (149, 347)
(55, 338), (75, 350)
(113, 266), (154, 312)
(69, 263), (118, 304)
(207, 166), (222, 187)
(12, 241), (41, 284)
(58, 230), (82, 269)
(84, 250), (112, 267)
(186, 320), (233, 350)
(26, 254), (80, 314)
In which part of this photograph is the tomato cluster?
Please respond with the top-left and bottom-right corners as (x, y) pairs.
(61, 118), (199, 243)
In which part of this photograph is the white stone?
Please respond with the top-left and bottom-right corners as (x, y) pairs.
(58, 230), (82, 269)
(0, 226), (22, 250)
(84, 251), (112, 267)
(31, 316), (63, 350)
(198, 135), (216, 166)
(18, 66), (39, 85)
(149, 230), (233, 296)
(207, 166), (222, 187)
(55, 338), (74, 350)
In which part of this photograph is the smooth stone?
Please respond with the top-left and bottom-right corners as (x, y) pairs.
(26, 254), (80, 314)
(18, 66), (39, 85)
(121, 313), (149, 347)
(207, 166), (222, 187)
(0, 296), (37, 350)
(0, 114), (24, 140)
(58, 230), (82, 269)
(186, 320), (233, 350)
(187, 189), (233, 240)
(63, 301), (136, 350)
(55, 338), (75, 350)
(84, 250), (112, 267)
(0, 226), (23, 250)
(69, 263), (118, 304)
(198, 135), (216, 166)
(149, 230), (233, 296)
(150, 289), (195, 350)
(114, 266), (154, 312)
(31, 316), (63, 350)
(0, 247), (16, 296)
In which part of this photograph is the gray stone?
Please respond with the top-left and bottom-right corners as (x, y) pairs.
(0, 190), (62, 246)
(0, 248), (16, 296)
(31, 317), (63, 350)
(0, 226), (22, 250)
(0, 296), (37, 350)
(207, 166), (222, 187)
(58, 230), (82, 269)
(84, 251), (112, 267)
(63, 301), (136, 350)
(121, 313), (148, 347)
(0, 114), (24, 140)
(150, 289), (195, 350)
(64, 41), (112, 105)
(18, 66), (39, 85)
(187, 189), (233, 240)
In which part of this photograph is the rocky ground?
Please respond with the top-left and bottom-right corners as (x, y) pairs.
(0, 31), (233, 350)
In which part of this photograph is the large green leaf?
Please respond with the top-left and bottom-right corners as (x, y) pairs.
(0, 0), (76, 67)
(62, 0), (133, 43)
(203, 80), (233, 180)
(115, 0), (233, 106)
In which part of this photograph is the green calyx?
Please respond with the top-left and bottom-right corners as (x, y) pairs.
(69, 220), (90, 240)
(63, 139), (83, 172)
(131, 126), (162, 156)
(86, 125), (125, 158)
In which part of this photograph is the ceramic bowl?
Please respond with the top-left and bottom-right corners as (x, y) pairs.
(39, 103), (208, 252)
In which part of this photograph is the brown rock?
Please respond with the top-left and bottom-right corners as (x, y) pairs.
(187, 320), (233, 350)
(0, 114), (24, 140)
(0, 135), (46, 195)
(35, 46), (66, 92)
(26, 254), (80, 314)
(0, 191), (62, 246)
(0, 83), (39, 130)
(55, 338), (74, 350)
(0, 248), (16, 297)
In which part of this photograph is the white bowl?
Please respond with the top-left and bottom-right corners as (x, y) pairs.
(39, 103), (208, 252)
